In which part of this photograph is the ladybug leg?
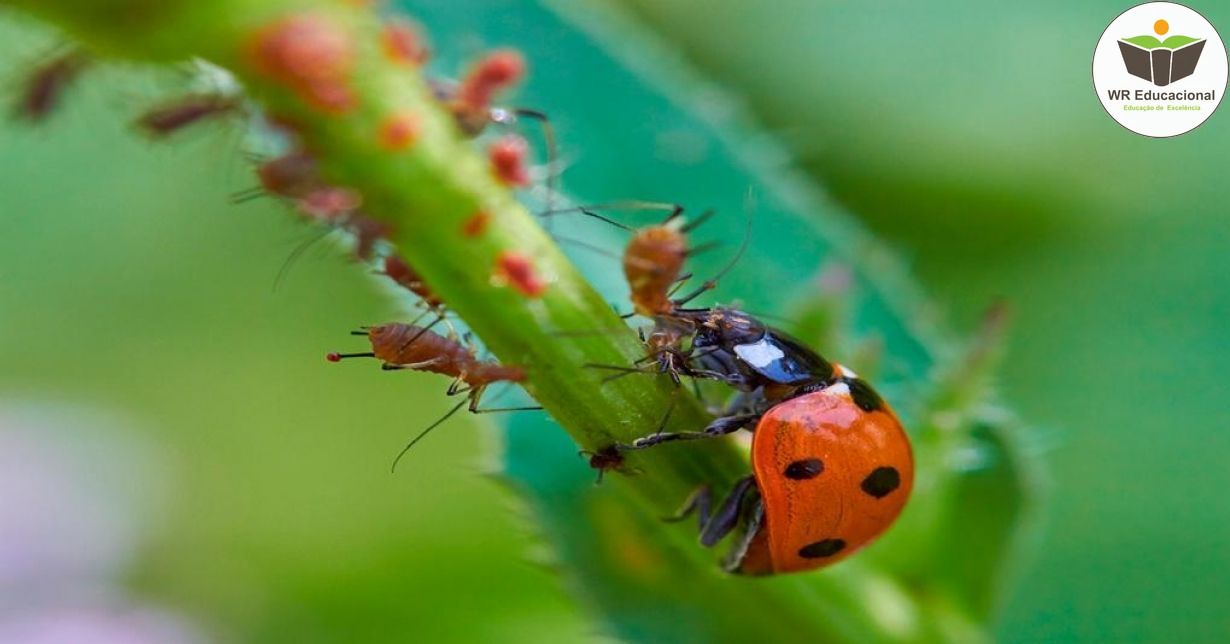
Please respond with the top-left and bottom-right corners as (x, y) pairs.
(700, 476), (756, 547)
(663, 485), (712, 531)
(722, 496), (765, 573)
(625, 413), (758, 450)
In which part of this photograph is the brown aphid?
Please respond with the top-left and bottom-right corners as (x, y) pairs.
(257, 151), (320, 198)
(581, 444), (637, 484)
(451, 49), (525, 134)
(624, 224), (688, 317)
(135, 94), (240, 137)
(382, 255), (443, 308)
(14, 48), (89, 121)
(248, 14), (356, 113)
(327, 323), (533, 469)
(328, 323), (523, 387)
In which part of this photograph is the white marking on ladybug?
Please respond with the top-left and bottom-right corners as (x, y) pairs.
(823, 381), (852, 398)
(837, 364), (859, 379)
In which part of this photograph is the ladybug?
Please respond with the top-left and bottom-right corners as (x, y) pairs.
(676, 307), (835, 394)
(627, 361), (913, 574)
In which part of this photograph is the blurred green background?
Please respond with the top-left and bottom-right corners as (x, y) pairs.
(1, 1), (1227, 642)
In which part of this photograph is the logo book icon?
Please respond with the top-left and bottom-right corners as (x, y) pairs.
(1094, 4), (1226, 137)
(1117, 32), (1205, 86)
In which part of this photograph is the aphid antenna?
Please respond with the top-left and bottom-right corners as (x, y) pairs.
(505, 107), (560, 220)
(229, 186), (267, 204)
(539, 200), (684, 226)
(272, 227), (335, 292)
(326, 351), (375, 361)
(672, 201), (754, 308)
(553, 234), (623, 260)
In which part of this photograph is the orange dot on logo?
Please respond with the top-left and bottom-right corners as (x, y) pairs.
(1154, 19), (1169, 35)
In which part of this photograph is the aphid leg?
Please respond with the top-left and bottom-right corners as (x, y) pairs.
(679, 208), (715, 232)
(380, 357), (444, 371)
(396, 314), (445, 352)
(463, 384), (542, 414)
(626, 413), (758, 450)
(699, 476), (756, 547)
(672, 204), (754, 307)
(684, 240), (722, 258)
(439, 316), (461, 343)
(584, 364), (646, 384)
(391, 398), (467, 472)
(663, 485), (712, 532)
(446, 377), (468, 397)
(388, 384), (539, 472)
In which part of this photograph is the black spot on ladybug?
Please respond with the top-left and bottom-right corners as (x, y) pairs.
(784, 458), (824, 480)
(845, 377), (884, 412)
(860, 466), (900, 498)
(798, 538), (846, 559)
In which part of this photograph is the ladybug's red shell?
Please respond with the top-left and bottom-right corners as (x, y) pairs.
(736, 380), (914, 575)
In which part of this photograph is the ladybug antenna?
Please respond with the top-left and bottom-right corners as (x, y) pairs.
(391, 398), (467, 472)
(673, 197), (754, 307)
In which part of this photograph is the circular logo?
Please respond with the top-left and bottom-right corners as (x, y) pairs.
(1093, 2), (1227, 137)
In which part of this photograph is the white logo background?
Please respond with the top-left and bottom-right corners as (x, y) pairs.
(1093, 2), (1227, 137)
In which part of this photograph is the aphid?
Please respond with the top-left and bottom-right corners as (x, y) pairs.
(380, 18), (429, 66)
(488, 135), (531, 186)
(627, 364), (914, 575)
(447, 49), (526, 135)
(248, 14), (356, 113)
(622, 206), (716, 317)
(382, 254), (444, 309)
(13, 48), (89, 121)
(580, 444), (634, 484)
(556, 202), (736, 383)
(327, 323), (535, 469)
(231, 151), (320, 203)
(134, 93), (240, 137)
(428, 50), (559, 210)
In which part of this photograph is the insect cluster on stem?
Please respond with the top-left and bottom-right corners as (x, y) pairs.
(9, 6), (915, 578)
